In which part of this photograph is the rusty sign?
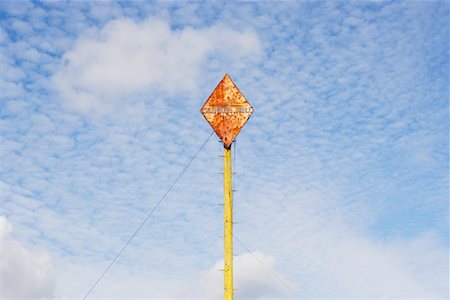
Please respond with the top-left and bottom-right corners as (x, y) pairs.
(200, 74), (253, 148)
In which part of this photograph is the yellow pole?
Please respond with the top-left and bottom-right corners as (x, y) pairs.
(223, 145), (233, 300)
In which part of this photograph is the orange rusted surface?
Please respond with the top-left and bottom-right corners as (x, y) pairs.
(200, 74), (253, 148)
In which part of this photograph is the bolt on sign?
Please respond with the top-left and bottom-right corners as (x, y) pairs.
(200, 74), (254, 148)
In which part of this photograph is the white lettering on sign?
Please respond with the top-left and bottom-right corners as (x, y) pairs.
(202, 106), (253, 114)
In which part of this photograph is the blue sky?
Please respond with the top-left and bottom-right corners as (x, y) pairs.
(0, 1), (448, 299)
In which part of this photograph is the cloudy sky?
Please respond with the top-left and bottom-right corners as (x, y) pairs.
(0, 1), (448, 299)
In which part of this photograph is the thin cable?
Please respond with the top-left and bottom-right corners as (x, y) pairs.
(232, 231), (300, 298)
(230, 142), (299, 298)
(83, 131), (214, 300)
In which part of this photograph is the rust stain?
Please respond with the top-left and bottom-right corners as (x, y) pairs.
(200, 74), (253, 148)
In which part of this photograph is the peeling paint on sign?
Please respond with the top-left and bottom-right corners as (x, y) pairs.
(200, 74), (253, 148)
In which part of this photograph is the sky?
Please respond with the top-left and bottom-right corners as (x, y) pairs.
(0, 1), (448, 299)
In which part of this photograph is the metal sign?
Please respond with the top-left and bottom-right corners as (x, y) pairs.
(200, 74), (253, 148)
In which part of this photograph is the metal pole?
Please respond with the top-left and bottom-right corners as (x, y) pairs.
(223, 144), (233, 300)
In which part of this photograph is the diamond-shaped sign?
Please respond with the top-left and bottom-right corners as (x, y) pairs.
(200, 74), (253, 148)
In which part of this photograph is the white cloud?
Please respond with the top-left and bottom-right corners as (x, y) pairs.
(234, 186), (449, 298)
(0, 215), (54, 299)
(183, 251), (291, 299)
(53, 18), (261, 115)
(0, 27), (8, 44)
(49, 249), (289, 299)
(316, 230), (447, 298)
(51, 252), (288, 299)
